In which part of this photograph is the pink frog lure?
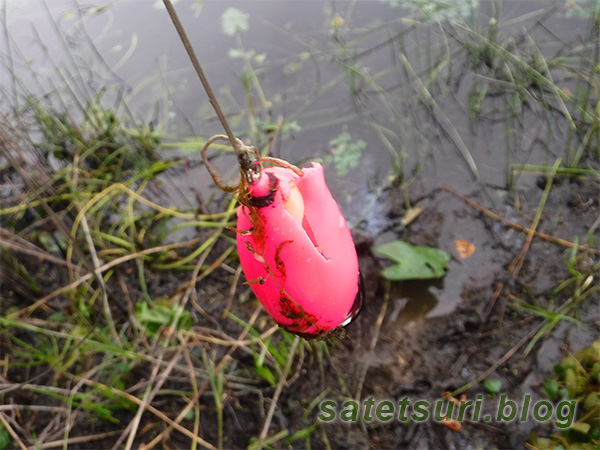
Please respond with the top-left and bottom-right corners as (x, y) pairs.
(236, 162), (361, 338)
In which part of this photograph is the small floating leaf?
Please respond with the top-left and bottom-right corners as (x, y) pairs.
(326, 132), (365, 176)
(228, 48), (254, 60)
(374, 241), (450, 280)
(221, 7), (249, 37)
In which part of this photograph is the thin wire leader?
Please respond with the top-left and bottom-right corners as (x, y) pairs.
(163, 0), (303, 189)
(162, 0), (244, 158)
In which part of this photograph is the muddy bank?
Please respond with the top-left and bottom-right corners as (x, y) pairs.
(281, 176), (599, 449)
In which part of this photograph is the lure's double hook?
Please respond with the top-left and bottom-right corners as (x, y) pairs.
(201, 134), (262, 193)
(201, 134), (304, 195)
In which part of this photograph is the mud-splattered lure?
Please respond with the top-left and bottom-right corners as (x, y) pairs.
(164, 0), (362, 339)
(235, 159), (362, 338)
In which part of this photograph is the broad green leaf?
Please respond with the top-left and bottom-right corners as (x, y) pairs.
(221, 7), (249, 37)
(374, 240), (450, 280)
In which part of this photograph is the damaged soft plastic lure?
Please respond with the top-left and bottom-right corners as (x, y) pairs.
(236, 162), (361, 338)
(164, 0), (362, 339)
(201, 136), (362, 339)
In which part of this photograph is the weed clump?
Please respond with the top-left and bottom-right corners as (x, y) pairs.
(529, 340), (600, 450)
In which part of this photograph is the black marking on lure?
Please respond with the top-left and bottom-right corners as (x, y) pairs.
(250, 173), (278, 209)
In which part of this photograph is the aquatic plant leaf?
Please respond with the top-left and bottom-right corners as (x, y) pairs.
(254, 53), (267, 65)
(326, 132), (365, 176)
(192, 0), (204, 18)
(228, 48), (254, 60)
(564, 0), (600, 19)
(374, 241), (450, 280)
(221, 7), (249, 37)
(378, 0), (479, 22)
(484, 378), (502, 394)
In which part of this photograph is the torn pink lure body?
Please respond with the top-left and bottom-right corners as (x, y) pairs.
(236, 162), (360, 337)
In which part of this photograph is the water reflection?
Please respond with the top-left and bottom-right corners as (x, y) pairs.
(388, 279), (443, 324)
